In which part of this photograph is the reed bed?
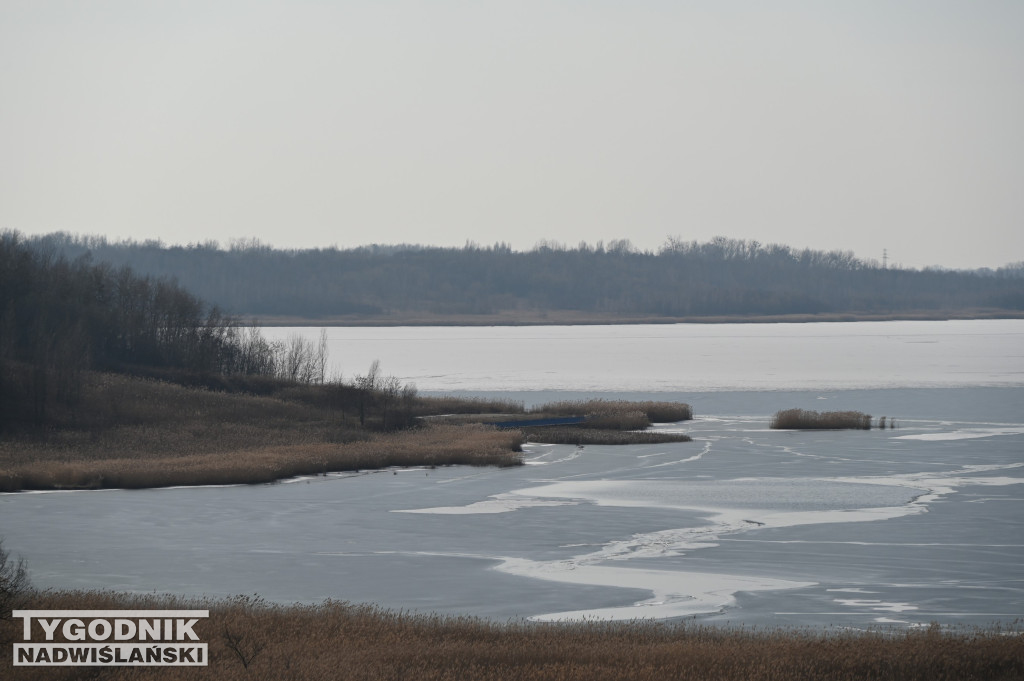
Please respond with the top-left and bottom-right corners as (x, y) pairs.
(3, 589), (1020, 681)
(525, 427), (693, 445)
(0, 372), (360, 466)
(420, 400), (693, 435)
(535, 399), (692, 423)
(0, 425), (524, 492)
(770, 409), (876, 430)
(412, 394), (526, 416)
(0, 372), (700, 491)
(0, 372), (532, 491)
(575, 410), (652, 431)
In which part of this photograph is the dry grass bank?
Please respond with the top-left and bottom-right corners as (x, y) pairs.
(0, 373), (695, 492)
(0, 372), (359, 465)
(0, 424), (523, 492)
(3, 590), (1021, 681)
(0, 372), (524, 492)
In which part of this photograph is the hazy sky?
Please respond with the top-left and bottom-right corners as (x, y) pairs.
(2, 1), (1022, 268)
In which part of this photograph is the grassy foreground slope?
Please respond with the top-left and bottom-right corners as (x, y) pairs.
(3, 590), (1021, 681)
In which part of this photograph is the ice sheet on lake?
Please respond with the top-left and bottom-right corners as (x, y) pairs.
(895, 427), (1024, 441)
(396, 494), (580, 515)
(834, 598), (918, 613)
(494, 559), (815, 621)
(400, 462), (1024, 620)
(264, 319), (1024, 392)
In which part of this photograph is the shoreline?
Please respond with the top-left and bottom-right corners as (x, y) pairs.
(246, 308), (1024, 327)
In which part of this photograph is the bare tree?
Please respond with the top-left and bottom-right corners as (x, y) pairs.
(360, 359), (380, 390)
(223, 625), (265, 669)
(400, 382), (419, 428)
(231, 325), (278, 376)
(281, 335), (308, 382)
(0, 538), (31, 642)
(355, 359), (381, 426)
(315, 328), (328, 384)
(380, 375), (402, 430)
(274, 332), (330, 384)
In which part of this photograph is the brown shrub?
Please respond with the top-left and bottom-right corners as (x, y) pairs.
(770, 409), (873, 430)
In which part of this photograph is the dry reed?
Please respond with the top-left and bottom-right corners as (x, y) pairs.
(0, 425), (523, 492)
(0, 372), (528, 492)
(3, 589), (1020, 681)
(536, 399), (692, 422)
(770, 409), (873, 430)
(412, 395), (526, 416)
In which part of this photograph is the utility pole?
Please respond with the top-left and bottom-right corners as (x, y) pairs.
(882, 248), (888, 269)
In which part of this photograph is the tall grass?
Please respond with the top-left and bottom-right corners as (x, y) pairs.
(0, 371), (531, 491)
(576, 410), (652, 431)
(3, 589), (1020, 681)
(0, 372), (695, 491)
(535, 399), (692, 422)
(424, 399), (693, 435)
(524, 427), (693, 445)
(0, 425), (523, 492)
(412, 395), (526, 416)
(527, 399), (692, 432)
(770, 409), (874, 430)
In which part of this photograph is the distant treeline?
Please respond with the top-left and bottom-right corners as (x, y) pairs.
(15, 232), (1024, 318)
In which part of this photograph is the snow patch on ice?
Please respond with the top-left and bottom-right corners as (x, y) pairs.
(896, 427), (1024, 441)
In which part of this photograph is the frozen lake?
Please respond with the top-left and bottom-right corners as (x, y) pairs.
(261, 318), (1024, 392)
(2, 320), (1023, 629)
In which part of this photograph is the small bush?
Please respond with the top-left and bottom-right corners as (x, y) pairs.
(636, 401), (693, 422)
(770, 409), (873, 430)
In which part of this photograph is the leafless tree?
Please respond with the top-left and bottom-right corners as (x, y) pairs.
(0, 538), (31, 641)
(380, 375), (402, 430)
(315, 328), (328, 384)
(400, 382), (419, 427)
(276, 332), (330, 384)
(223, 625), (265, 669)
(355, 359), (381, 426)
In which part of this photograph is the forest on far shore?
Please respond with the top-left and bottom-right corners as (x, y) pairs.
(16, 232), (1024, 320)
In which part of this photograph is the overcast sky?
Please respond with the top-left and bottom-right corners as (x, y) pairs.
(2, 1), (1021, 269)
